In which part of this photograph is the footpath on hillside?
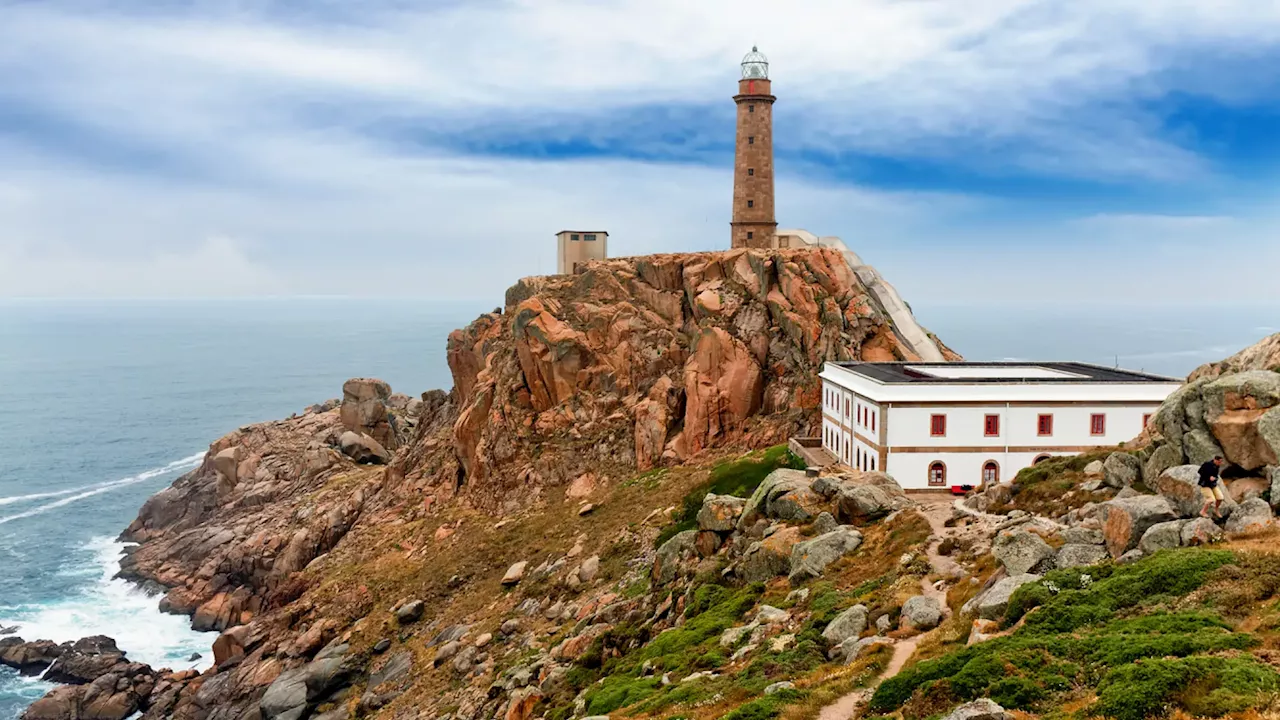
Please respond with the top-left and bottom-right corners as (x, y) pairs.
(817, 496), (998, 720)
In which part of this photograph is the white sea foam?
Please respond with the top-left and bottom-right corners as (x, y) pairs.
(0, 454), (203, 526)
(1, 537), (215, 673)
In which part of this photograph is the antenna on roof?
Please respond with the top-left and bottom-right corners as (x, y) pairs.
(1114, 355), (1119, 369)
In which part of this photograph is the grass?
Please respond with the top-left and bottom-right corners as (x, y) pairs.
(991, 449), (1126, 516)
(869, 549), (1280, 719)
(656, 445), (805, 547)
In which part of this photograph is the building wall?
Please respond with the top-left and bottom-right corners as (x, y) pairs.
(731, 78), (776, 249)
(884, 403), (1159, 490)
(556, 232), (608, 274)
(818, 374), (1169, 491)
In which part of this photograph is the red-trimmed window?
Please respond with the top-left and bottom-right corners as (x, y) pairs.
(984, 414), (1000, 437)
(871, 411), (876, 433)
(1090, 413), (1106, 436)
(928, 461), (946, 487)
(1038, 414), (1054, 436)
(845, 398), (850, 418)
(930, 414), (947, 437)
(1143, 413), (1152, 427)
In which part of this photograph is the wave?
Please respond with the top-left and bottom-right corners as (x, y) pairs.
(0, 537), (215, 673)
(0, 453), (204, 527)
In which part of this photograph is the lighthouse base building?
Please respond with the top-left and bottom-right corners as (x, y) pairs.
(819, 362), (1181, 491)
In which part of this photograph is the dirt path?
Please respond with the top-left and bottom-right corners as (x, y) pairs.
(816, 497), (968, 720)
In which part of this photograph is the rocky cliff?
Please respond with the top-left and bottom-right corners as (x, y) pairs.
(1189, 331), (1280, 381)
(397, 248), (957, 512)
(13, 247), (968, 720)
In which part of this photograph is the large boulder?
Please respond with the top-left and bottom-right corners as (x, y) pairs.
(697, 494), (746, 532)
(1138, 520), (1188, 554)
(768, 484), (825, 523)
(1184, 429), (1224, 466)
(942, 699), (1012, 720)
(992, 530), (1055, 575)
(788, 527), (864, 584)
(653, 531), (698, 584)
(340, 378), (399, 451)
(1181, 517), (1224, 546)
(338, 431), (390, 465)
(1100, 496), (1177, 558)
(966, 574), (1041, 621)
(822, 605), (869, 646)
(1103, 452), (1142, 488)
(834, 475), (910, 523)
(1154, 465), (1237, 518)
(739, 527), (802, 584)
(1144, 445), (1185, 488)
(1225, 498), (1275, 535)
(1055, 543), (1109, 569)
(900, 596), (943, 631)
(737, 470), (809, 529)
(1203, 372), (1280, 471)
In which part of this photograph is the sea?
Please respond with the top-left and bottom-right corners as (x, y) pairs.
(0, 298), (1276, 717)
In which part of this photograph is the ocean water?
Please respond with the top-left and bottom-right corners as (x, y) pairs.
(0, 298), (1275, 717)
(0, 299), (486, 718)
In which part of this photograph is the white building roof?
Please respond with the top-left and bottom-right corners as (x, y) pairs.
(820, 361), (1182, 404)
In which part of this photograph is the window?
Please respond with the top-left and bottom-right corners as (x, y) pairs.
(871, 411), (876, 433)
(1034, 454), (1052, 465)
(984, 414), (1000, 437)
(929, 462), (946, 487)
(749, 104), (755, 113)
(1143, 413), (1153, 427)
(982, 461), (999, 485)
(856, 447), (861, 467)
(871, 456), (876, 471)
(747, 232), (754, 240)
(584, 234), (597, 241)
(930, 414), (947, 437)
(1090, 413), (1106, 436)
(748, 136), (755, 144)
(748, 168), (755, 176)
(844, 398), (850, 418)
(747, 200), (754, 208)
(858, 406), (864, 426)
(1037, 414), (1054, 436)
(570, 234), (580, 241)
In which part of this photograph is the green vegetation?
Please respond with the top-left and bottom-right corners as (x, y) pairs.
(870, 549), (1280, 719)
(656, 445), (804, 547)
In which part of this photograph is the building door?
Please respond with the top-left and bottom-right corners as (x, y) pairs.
(928, 462), (946, 487)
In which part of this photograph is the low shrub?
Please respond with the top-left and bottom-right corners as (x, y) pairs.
(869, 549), (1279, 718)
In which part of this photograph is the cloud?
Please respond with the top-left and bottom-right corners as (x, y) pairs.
(2, 1), (1280, 303)
(0, 236), (283, 298)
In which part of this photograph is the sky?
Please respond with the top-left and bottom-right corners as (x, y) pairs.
(2, 0), (1280, 306)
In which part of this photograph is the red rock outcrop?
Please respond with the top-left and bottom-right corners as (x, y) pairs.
(399, 248), (949, 511)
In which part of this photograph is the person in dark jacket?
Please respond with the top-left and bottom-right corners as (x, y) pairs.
(1198, 455), (1226, 518)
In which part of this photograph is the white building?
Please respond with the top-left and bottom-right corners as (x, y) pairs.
(818, 362), (1181, 491)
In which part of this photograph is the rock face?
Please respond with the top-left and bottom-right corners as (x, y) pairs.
(1139, 520), (1188, 554)
(433, 248), (950, 511)
(1103, 452), (1142, 489)
(1055, 543), (1108, 569)
(1154, 465), (1237, 518)
(1146, 370), (1280, 475)
(1190, 333), (1280, 382)
(833, 474), (911, 523)
(1, 636), (163, 720)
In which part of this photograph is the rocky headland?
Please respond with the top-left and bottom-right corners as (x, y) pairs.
(10, 250), (1280, 720)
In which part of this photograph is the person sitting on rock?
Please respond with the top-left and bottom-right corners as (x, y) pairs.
(1198, 455), (1227, 518)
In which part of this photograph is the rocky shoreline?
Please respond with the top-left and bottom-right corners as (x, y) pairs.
(10, 249), (1280, 720)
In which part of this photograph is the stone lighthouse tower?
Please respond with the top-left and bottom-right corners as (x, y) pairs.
(731, 47), (776, 249)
